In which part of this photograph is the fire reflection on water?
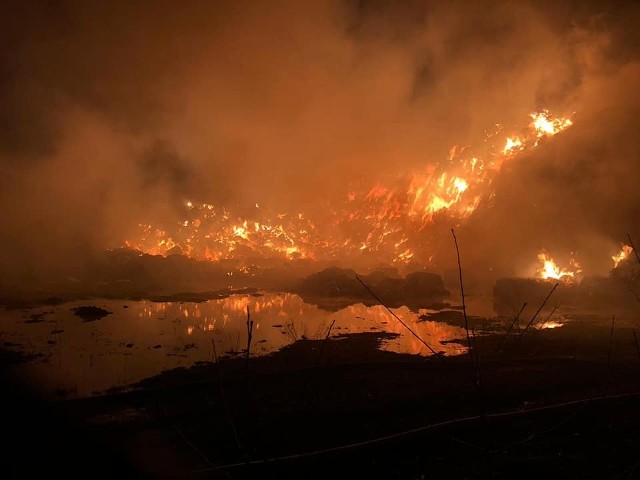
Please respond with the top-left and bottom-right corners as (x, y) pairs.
(0, 293), (472, 397)
(139, 293), (469, 358)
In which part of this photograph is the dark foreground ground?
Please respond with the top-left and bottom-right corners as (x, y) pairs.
(2, 315), (640, 479)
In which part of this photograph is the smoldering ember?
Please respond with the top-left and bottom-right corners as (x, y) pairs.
(2, 1), (640, 479)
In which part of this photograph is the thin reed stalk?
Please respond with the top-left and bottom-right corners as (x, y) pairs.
(510, 283), (558, 350)
(298, 320), (337, 409)
(246, 306), (254, 370)
(212, 339), (243, 453)
(535, 304), (559, 331)
(498, 302), (527, 351)
(315, 319), (336, 369)
(451, 229), (472, 355)
(451, 229), (484, 419)
(355, 276), (443, 360)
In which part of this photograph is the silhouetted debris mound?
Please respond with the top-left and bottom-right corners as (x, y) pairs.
(493, 275), (640, 314)
(578, 275), (638, 307)
(377, 271), (449, 302)
(298, 267), (449, 309)
(493, 278), (577, 316)
(610, 257), (640, 283)
(403, 272), (449, 298)
(299, 267), (361, 297)
(72, 306), (112, 322)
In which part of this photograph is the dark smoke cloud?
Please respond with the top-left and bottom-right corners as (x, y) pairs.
(1, 0), (640, 288)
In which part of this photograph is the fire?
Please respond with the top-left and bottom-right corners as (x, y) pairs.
(530, 110), (573, 137)
(502, 137), (524, 155)
(125, 110), (574, 265)
(539, 320), (563, 330)
(612, 245), (633, 268)
(536, 251), (581, 283)
(394, 248), (415, 264)
(406, 173), (476, 221)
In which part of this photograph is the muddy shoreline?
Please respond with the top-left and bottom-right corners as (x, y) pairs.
(2, 317), (639, 478)
(1, 288), (640, 478)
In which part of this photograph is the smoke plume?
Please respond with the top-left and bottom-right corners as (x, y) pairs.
(2, 0), (640, 290)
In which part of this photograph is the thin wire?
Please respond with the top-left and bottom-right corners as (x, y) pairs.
(179, 389), (640, 474)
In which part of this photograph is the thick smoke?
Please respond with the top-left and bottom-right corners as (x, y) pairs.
(1, 0), (640, 290)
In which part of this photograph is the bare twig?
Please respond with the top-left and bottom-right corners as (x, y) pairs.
(211, 339), (243, 453)
(498, 302), (527, 351)
(355, 276), (443, 360)
(315, 319), (336, 369)
(627, 233), (640, 266)
(301, 319), (338, 408)
(451, 229), (484, 419)
(511, 283), (558, 350)
(451, 229), (472, 355)
(535, 304), (559, 331)
(471, 326), (484, 404)
(246, 305), (254, 368)
(245, 305), (255, 430)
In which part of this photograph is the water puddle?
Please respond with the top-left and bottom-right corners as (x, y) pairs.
(0, 293), (482, 397)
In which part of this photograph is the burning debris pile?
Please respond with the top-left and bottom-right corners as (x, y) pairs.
(125, 110), (573, 268)
(494, 243), (640, 315)
(535, 251), (582, 283)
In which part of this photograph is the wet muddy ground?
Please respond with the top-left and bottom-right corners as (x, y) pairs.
(1, 293), (640, 478)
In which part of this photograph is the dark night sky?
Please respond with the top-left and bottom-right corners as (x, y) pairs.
(2, 0), (640, 283)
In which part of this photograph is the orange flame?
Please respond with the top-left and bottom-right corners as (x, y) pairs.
(536, 251), (581, 283)
(530, 110), (573, 137)
(502, 137), (524, 155)
(125, 110), (574, 265)
(612, 245), (633, 268)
